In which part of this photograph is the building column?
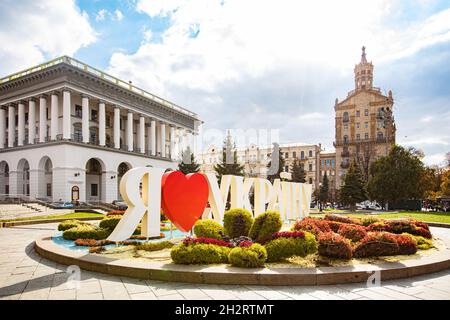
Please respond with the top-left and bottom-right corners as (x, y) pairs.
(139, 116), (145, 154)
(39, 96), (47, 143)
(62, 89), (71, 140)
(114, 106), (120, 149)
(8, 105), (15, 148)
(8, 171), (18, 196)
(102, 171), (118, 203)
(0, 108), (5, 149)
(170, 125), (175, 160)
(29, 169), (40, 199)
(82, 94), (89, 143)
(127, 111), (133, 152)
(28, 98), (36, 144)
(160, 122), (166, 158)
(99, 101), (106, 146)
(50, 93), (59, 141)
(150, 119), (156, 156)
(17, 102), (25, 146)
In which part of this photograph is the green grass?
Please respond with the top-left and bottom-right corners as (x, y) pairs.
(0, 212), (104, 223)
(311, 211), (450, 224)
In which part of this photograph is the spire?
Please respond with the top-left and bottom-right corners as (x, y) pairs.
(361, 46), (367, 63)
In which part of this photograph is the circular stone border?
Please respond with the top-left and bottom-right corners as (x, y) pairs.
(34, 227), (450, 286)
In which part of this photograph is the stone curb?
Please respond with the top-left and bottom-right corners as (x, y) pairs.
(1, 216), (103, 228)
(34, 227), (450, 286)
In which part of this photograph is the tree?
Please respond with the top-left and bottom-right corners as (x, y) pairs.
(214, 133), (244, 182)
(367, 145), (430, 208)
(290, 159), (306, 183)
(267, 148), (284, 183)
(441, 170), (450, 196)
(178, 147), (200, 174)
(354, 142), (376, 182)
(339, 161), (367, 211)
(318, 173), (329, 211)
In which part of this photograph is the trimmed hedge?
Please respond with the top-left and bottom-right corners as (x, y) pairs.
(326, 221), (344, 233)
(264, 231), (317, 262)
(135, 241), (174, 251)
(170, 243), (231, 264)
(194, 220), (224, 240)
(353, 232), (399, 258)
(249, 210), (282, 243)
(412, 235), (434, 250)
(394, 234), (418, 255)
(366, 219), (432, 239)
(293, 217), (331, 237)
(99, 215), (122, 230)
(337, 224), (367, 242)
(58, 219), (88, 231)
(324, 213), (362, 225)
(228, 244), (267, 268)
(223, 208), (254, 238)
(361, 216), (383, 227)
(318, 232), (353, 260)
(63, 225), (110, 240)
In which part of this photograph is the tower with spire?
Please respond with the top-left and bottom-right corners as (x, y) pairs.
(354, 46), (374, 90)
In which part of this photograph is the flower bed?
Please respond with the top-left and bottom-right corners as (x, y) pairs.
(264, 231), (317, 262)
(337, 224), (367, 242)
(318, 232), (353, 260)
(353, 232), (400, 258)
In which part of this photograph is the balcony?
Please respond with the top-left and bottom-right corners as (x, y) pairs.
(334, 136), (395, 146)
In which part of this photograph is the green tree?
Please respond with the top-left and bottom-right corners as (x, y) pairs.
(340, 161), (367, 211)
(367, 145), (430, 208)
(318, 173), (329, 211)
(178, 147), (200, 174)
(267, 149), (285, 183)
(441, 170), (450, 196)
(214, 134), (244, 182)
(290, 159), (306, 183)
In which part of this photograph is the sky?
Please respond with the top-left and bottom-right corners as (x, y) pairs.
(0, 0), (449, 166)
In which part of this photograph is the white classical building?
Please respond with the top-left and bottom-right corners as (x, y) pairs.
(0, 56), (201, 203)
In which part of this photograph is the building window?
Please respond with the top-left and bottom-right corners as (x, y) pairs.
(356, 122), (360, 129)
(331, 159), (335, 165)
(309, 178), (313, 184)
(309, 150), (313, 157)
(356, 134), (360, 140)
(326, 159), (330, 165)
(343, 135), (349, 144)
(365, 133), (369, 140)
(46, 183), (52, 197)
(365, 109), (369, 116)
(356, 110), (360, 117)
(344, 124), (348, 130)
(91, 184), (98, 197)
(377, 132), (384, 141)
(309, 164), (313, 171)
(75, 105), (82, 118)
(343, 112), (349, 122)
(285, 152), (289, 159)
(365, 122), (368, 129)
(301, 151), (305, 159)
(292, 151), (296, 158)
(91, 110), (98, 121)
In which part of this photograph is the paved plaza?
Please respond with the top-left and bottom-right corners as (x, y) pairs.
(0, 222), (450, 300)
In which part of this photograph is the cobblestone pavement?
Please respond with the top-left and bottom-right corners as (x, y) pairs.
(1, 223), (450, 300)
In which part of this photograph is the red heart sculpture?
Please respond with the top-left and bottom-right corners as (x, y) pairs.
(161, 171), (209, 232)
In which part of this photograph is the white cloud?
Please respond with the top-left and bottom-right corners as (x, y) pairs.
(136, 0), (183, 17)
(114, 9), (124, 21)
(96, 9), (107, 21)
(423, 153), (446, 166)
(0, 0), (96, 75)
(298, 113), (327, 121)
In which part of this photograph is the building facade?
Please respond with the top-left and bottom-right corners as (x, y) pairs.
(198, 142), (321, 190)
(334, 47), (396, 187)
(0, 56), (200, 203)
(319, 151), (337, 201)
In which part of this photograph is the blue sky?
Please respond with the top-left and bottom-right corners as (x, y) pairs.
(0, 0), (449, 166)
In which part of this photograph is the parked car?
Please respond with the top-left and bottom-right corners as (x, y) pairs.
(52, 202), (75, 209)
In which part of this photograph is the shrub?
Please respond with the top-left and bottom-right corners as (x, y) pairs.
(394, 234), (418, 255)
(99, 215), (122, 230)
(353, 232), (399, 258)
(337, 224), (367, 242)
(170, 243), (231, 264)
(324, 213), (362, 225)
(193, 220), (224, 240)
(413, 227), (432, 239)
(412, 235), (434, 250)
(223, 208), (254, 238)
(412, 220), (430, 231)
(326, 221), (343, 233)
(264, 231), (317, 262)
(366, 222), (387, 232)
(58, 220), (88, 231)
(228, 244), (267, 268)
(135, 241), (174, 251)
(361, 216), (383, 227)
(63, 225), (110, 240)
(249, 210), (283, 243)
(293, 217), (331, 237)
(182, 237), (232, 247)
(106, 210), (125, 216)
(318, 232), (353, 260)
(369, 220), (432, 239)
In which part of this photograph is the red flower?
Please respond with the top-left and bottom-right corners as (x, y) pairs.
(272, 231), (305, 239)
(182, 237), (232, 247)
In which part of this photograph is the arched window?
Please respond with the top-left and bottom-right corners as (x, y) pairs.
(377, 132), (384, 141)
(343, 135), (349, 144)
